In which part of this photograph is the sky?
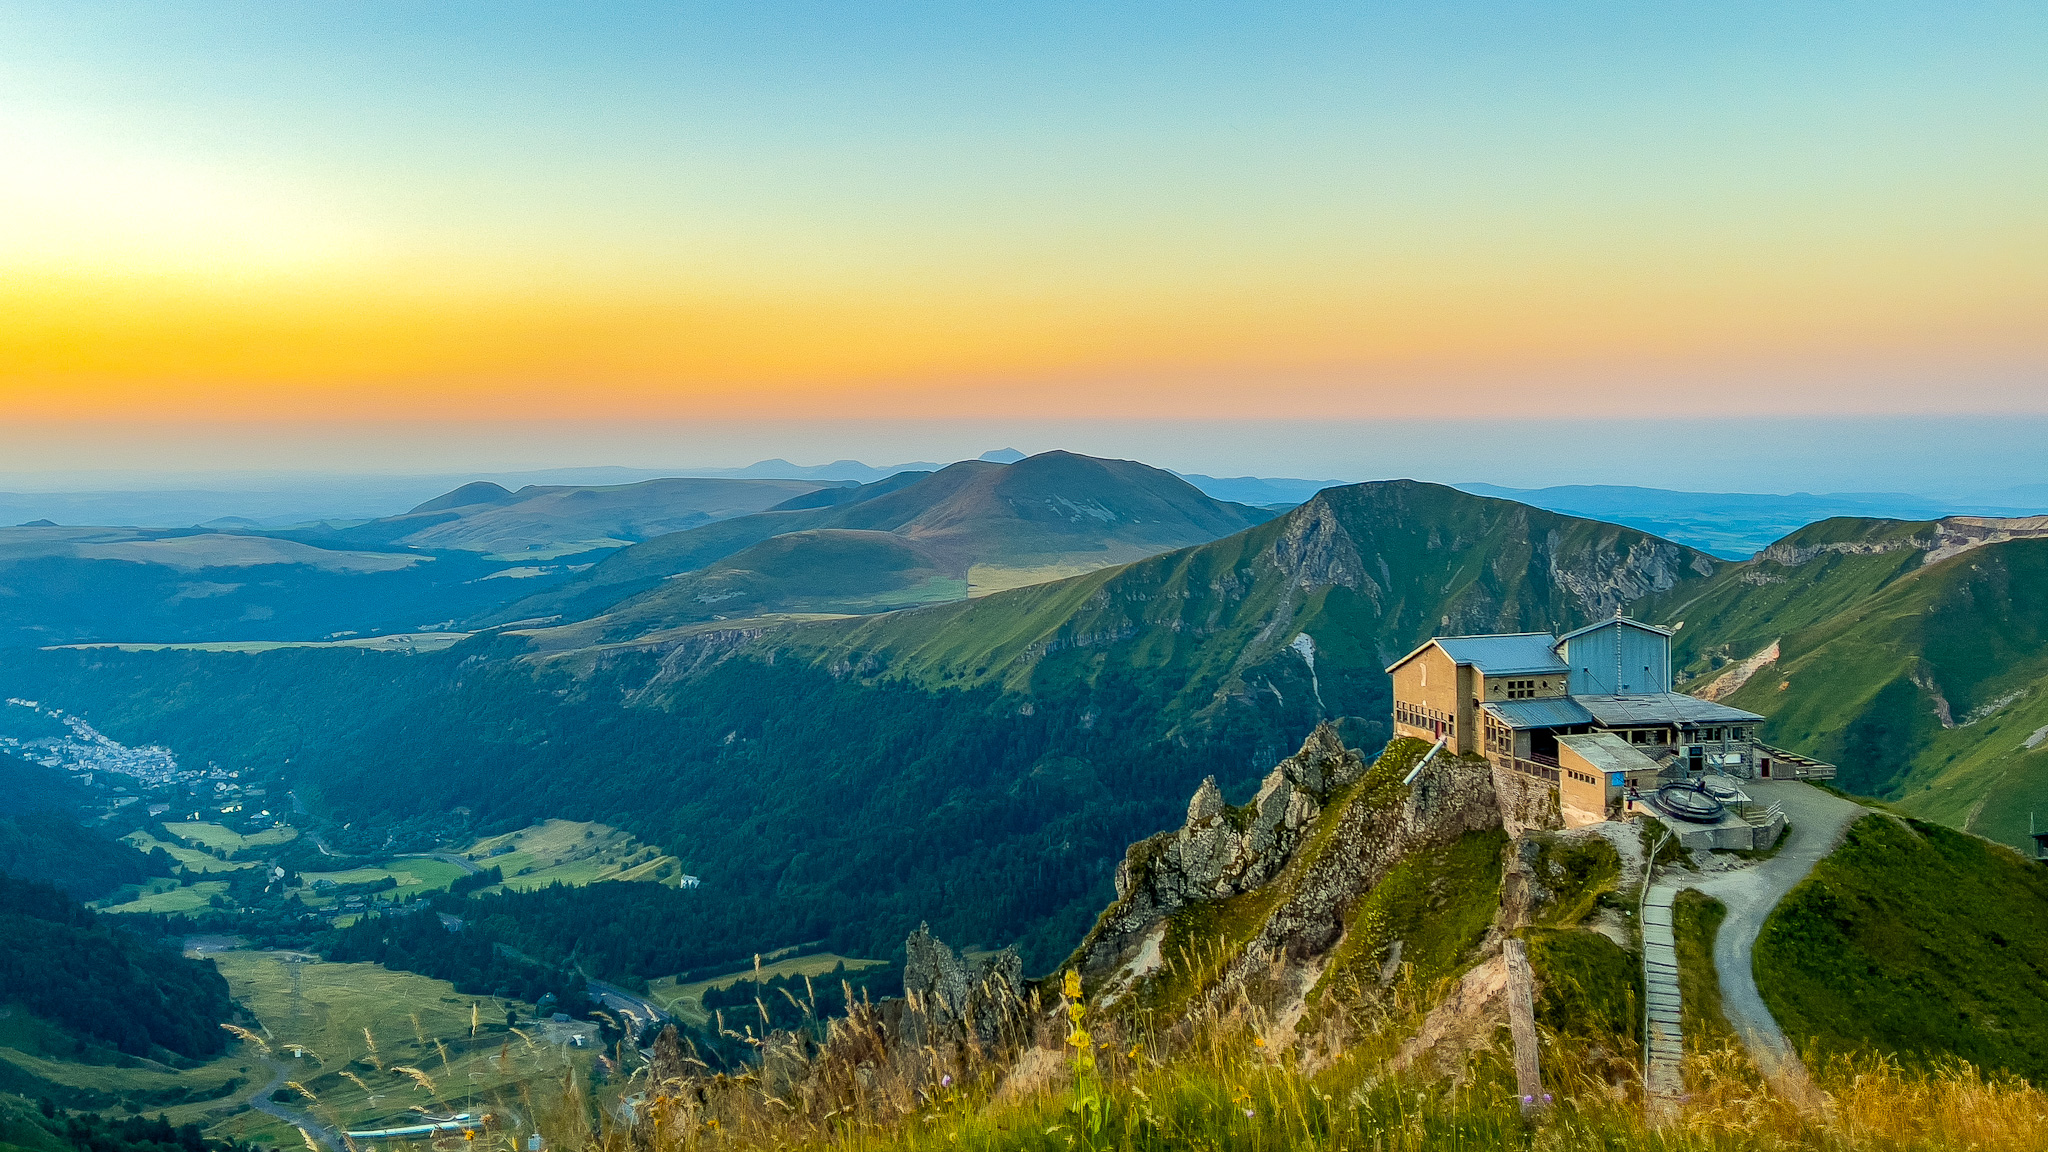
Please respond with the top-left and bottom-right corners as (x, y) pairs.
(1, 1), (2044, 477)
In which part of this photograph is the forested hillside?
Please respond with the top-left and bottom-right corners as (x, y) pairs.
(0, 874), (233, 1059)
(0, 752), (170, 899)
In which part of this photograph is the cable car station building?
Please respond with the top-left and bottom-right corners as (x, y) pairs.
(1387, 615), (1832, 832)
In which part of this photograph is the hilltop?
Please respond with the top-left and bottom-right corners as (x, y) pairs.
(499, 451), (1275, 635)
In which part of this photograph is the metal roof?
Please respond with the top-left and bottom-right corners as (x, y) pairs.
(1555, 616), (1674, 646)
(1387, 632), (1569, 675)
(1573, 692), (1764, 726)
(1557, 731), (1662, 775)
(1482, 698), (1594, 729)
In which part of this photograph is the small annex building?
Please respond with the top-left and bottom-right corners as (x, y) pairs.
(1386, 613), (1832, 831)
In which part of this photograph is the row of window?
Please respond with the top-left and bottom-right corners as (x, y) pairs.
(1500, 678), (1549, 699)
(1483, 713), (1515, 755)
(1620, 725), (1755, 745)
(1394, 700), (1455, 738)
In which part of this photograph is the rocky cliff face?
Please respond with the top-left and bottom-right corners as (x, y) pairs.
(1073, 724), (1370, 976)
(1069, 725), (1511, 1038)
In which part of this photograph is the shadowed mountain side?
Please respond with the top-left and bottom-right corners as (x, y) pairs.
(765, 469), (934, 512)
(0, 526), (558, 647)
(546, 530), (966, 643)
(490, 453), (1274, 631)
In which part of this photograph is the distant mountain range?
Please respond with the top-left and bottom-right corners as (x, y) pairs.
(1455, 483), (2048, 559)
(497, 452), (1275, 642)
(0, 453), (1276, 648)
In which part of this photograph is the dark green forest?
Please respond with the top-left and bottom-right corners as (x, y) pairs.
(0, 874), (233, 1059)
(0, 814), (167, 901)
(0, 642), (1332, 972)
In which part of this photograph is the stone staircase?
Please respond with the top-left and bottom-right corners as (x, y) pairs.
(1642, 883), (1684, 1107)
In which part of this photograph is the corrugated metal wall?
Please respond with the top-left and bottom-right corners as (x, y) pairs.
(1561, 622), (1670, 695)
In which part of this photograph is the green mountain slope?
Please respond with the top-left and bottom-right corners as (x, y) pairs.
(736, 479), (1719, 728)
(551, 530), (966, 642)
(1650, 517), (2048, 849)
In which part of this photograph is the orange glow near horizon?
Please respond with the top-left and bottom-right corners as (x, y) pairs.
(3, 4), (2045, 429)
(5, 223), (2043, 423)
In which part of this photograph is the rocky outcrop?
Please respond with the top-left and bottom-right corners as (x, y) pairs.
(902, 924), (1025, 1052)
(1757, 530), (1933, 567)
(1271, 496), (1373, 597)
(1191, 743), (1500, 1025)
(1744, 514), (2048, 569)
(1546, 530), (1714, 619)
(1072, 723), (1370, 980)
(1069, 724), (1512, 1044)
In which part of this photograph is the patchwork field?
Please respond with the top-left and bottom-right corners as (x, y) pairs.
(123, 829), (260, 873)
(646, 952), (885, 1027)
(164, 821), (298, 855)
(100, 879), (231, 915)
(296, 857), (471, 906)
(460, 819), (687, 891)
(207, 951), (589, 1147)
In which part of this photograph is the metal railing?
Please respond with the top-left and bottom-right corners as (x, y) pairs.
(1489, 752), (1560, 783)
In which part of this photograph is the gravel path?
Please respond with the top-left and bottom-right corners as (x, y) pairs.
(1682, 780), (1863, 1096)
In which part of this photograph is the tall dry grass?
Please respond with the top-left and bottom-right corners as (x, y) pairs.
(494, 974), (2048, 1152)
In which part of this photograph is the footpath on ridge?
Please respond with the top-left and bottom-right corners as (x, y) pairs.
(1664, 780), (1864, 1105)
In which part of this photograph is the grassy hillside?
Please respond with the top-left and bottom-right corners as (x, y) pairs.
(206, 950), (587, 1149)
(1756, 813), (2048, 1078)
(553, 530), (966, 642)
(1652, 523), (2048, 849)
